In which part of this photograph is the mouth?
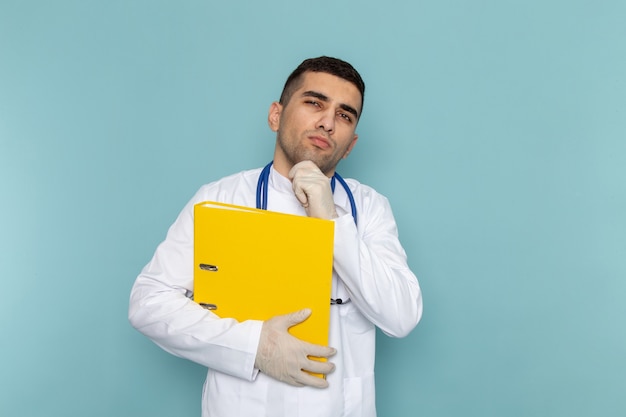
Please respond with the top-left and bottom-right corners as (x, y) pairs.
(308, 135), (331, 150)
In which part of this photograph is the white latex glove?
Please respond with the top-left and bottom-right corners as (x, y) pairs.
(254, 308), (336, 388)
(288, 160), (338, 220)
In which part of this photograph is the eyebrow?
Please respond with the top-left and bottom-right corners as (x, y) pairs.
(302, 90), (359, 120)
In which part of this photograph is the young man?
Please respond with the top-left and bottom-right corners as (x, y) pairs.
(129, 56), (423, 417)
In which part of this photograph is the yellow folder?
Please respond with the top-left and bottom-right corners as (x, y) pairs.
(193, 201), (334, 351)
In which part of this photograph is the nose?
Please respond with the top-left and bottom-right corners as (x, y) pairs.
(317, 110), (335, 133)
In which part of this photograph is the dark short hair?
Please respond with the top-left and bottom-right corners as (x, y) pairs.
(279, 56), (365, 115)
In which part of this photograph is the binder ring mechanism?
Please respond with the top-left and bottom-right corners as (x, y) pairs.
(198, 264), (218, 310)
(199, 263), (218, 272)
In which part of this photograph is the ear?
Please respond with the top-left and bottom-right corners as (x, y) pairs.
(268, 102), (283, 132)
(342, 134), (359, 159)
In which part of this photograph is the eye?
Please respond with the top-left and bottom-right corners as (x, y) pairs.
(338, 112), (353, 123)
(305, 100), (321, 108)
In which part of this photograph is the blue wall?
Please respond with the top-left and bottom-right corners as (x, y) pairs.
(1, 1), (625, 416)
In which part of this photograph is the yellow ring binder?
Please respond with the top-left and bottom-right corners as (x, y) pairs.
(193, 201), (334, 373)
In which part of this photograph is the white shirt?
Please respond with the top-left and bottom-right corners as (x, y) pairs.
(129, 166), (423, 417)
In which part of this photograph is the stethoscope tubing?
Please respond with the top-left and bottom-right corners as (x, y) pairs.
(256, 161), (357, 225)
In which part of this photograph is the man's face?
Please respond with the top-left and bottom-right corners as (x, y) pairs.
(269, 71), (361, 177)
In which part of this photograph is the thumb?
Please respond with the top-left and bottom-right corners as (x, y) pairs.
(283, 308), (312, 328)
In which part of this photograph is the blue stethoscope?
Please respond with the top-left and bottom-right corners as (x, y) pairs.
(256, 161), (358, 226)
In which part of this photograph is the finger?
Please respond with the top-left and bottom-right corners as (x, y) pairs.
(288, 160), (316, 178)
(294, 370), (330, 389)
(302, 342), (337, 359)
(292, 184), (309, 206)
(288, 161), (307, 182)
(288, 163), (300, 180)
(288, 175), (309, 206)
(302, 357), (336, 376)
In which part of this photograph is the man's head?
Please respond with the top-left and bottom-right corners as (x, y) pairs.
(279, 56), (365, 118)
(269, 57), (365, 177)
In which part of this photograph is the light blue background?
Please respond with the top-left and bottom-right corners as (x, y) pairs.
(1, 1), (625, 416)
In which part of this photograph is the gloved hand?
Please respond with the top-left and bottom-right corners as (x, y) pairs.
(254, 308), (337, 388)
(289, 161), (338, 220)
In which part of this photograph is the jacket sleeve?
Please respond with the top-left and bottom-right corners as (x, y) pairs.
(128, 191), (262, 380)
(332, 191), (423, 338)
